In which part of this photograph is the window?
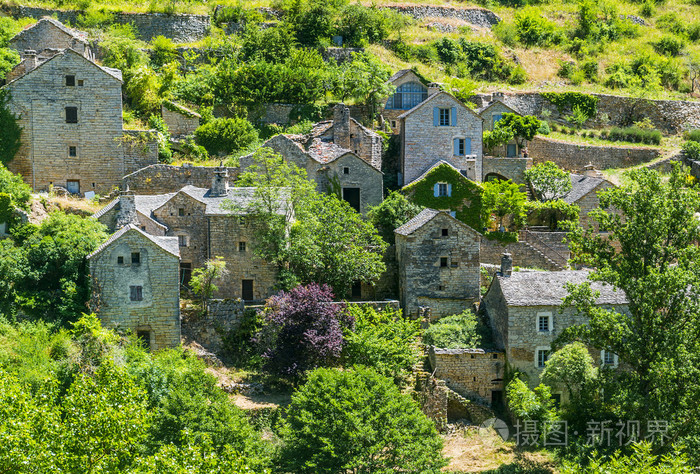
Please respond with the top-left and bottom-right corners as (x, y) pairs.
(178, 235), (188, 247)
(438, 285), (445, 291)
(131, 252), (140, 265)
(492, 114), (503, 127)
(391, 120), (397, 128)
(65, 75), (75, 86)
(66, 180), (80, 195)
(178, 208), (185, 217)
(180, 262), (192, 287)
(78, 79), (84, 86)
(451, 261), (459, 268)
(439, 108), (450, 126)
(117, 256), (124, 264)
(343, 167), (350, 175)
(65, 106), (78, 123)
(454, 138), (465, 156)
(239, 241), (246, 252)
(537, 312), (552, 332)
(130, 285), (143, 301)
(601, 350), (618, 367)
(441, 228), (449, 237)
(386, 82), (427, 110)
(506, 144), (517, 157)
(440, 257), (448, 267)
(536, 348), (550, 368)
(68, 146), (77, 157)
(438, 183), (448, 197)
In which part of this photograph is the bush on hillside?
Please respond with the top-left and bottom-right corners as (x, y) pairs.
(606, 126), (662, 145)
(194, 117), (258, 156)
(423, 311), (491, 349)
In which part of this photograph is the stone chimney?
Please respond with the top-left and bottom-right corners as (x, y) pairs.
(500, 251), (513, 277)
(23, 50), (37, 72)
(211, 162), (229, 197)
(583, 163), (601, 178)
(115, 188), (138, 229)
(428, 82), (442, 96)
(333, 103), (351, 150)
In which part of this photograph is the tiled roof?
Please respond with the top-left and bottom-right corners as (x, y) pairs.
(87, 224), (179, 260)
(175, 185), (290, 216)
(307, 139), (352, 163)
(394, 208), (441, 236)
(476, 99), (519, 116)
(496, 270), (627, 306)
(563, 174), (607, 204)
(5, 48), (122, 85)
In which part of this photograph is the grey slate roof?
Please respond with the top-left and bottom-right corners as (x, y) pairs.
(476, 99), (519, 116)
(563, 174), (607, 204)
(6, 48), (122, 86)
(496, 270), (627, 306)
(177, 185), (289, 215)
(394, 208), (441, 236)
(307, 139), (351, 163)
(397, 91), (484, 121)
(87, 224), (179, 260)
(13, 17), (89, 44)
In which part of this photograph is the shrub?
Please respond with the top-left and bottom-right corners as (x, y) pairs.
(506, 378), (557, 426)
(526, 199), (580, 229)
(493, 21), (518, 47)
(508, 65), (528, 85)
(367, 191), (424, 245)
(0, 47), (19, 81)
(684, 129), (700, 143)
(146, 115), (172, 163)
(256, 283), (352, 378)
(336, 4), (392, 47)
(435, 37), (461, 64)
(607, 126), (662, 145)
(682, 140), (700, 161)
(422, 311), (490, 349)
(194, 117), (258, 156)
(652, 35), (684, 56)
(580, 59), (599, 81)
(0, 89), (21, 166)
(639, 1), (654, 18)
(150, 35), (178, 68)
(688, 23), (700, 42)
(342, 305), (420, 384)
(558, 61), (575, 79)
(542, 92), (598, 119)
(514, 8), (560, 47)
(0, 164), (30, 208)
(280, 366), (447, 473)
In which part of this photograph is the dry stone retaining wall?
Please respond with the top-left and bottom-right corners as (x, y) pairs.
(381, 5), (500, 29)
(123, 164), (239, 195)
(529, 137), (661, 171)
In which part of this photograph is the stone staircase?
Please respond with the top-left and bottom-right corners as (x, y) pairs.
(519, 230), (569, 269)
(514, 240), (564, 271)
(444, 384), (495, 425)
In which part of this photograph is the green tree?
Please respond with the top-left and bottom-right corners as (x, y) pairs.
(482, 179), (527, 231)
(497, 113), (542, 148)
(0, 48), (19, 81)
(562, 164), (700, 454)
(423, 310), (489, 349)
(280, 366), (447, 473)
(506, 378), (557, 425)
(194, 117), (258, 156)
(562, 442), (693, 473)
(331, 52), (395, 116)
(190, 257), (228, 314)
(524, 161), (572, 201)
(0, 89), (21, 166)
(541, 342), (597, 403)
(367, 191), (424, 245)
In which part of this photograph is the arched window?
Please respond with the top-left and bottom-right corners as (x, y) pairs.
(386, 82), (428, 110)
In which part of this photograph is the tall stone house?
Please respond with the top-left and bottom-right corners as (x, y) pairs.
(8, 17), (93, 63)
(481, 264), (628, 390)
(88, 224), (181, 350)
(94, 167), (285, 301)
(381, 69), (439, 135)
(3, 48), (157, 195)
(243, 105), (383, 214)
(399, 91), (484, 186)
(395, 209), (481, 319)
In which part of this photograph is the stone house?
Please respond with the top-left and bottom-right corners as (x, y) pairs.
(399, 91), (484, 186)
(402, 161), (484, 233)
(94, 166), (285, 301)
(381, 69), (439, 134)
(481, 264), (628, 388)
(161, 100), (201, 137)
(395, 208), (481, 319)
(87, 224), (180, 350)
(563, 171), (613, 229)
(243, 105), (384, 214)
(8, 17), (93, 62)
(3, 48), (157, 195)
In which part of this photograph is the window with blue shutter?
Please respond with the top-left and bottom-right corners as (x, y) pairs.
(451, 107), (457, 126)
(433, 183), (440, 197)
(492, 114), (503, 127)
(438, 108), (450, 126)
(433, 107), (439, 126)
(454, 139), (466, 156)
(453, 138), (459, 155)
(447, 184), (452, 197)
(465, 138), (472, 155)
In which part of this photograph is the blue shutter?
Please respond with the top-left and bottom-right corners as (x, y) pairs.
(447, 184), (452, 197)
(450, 211), (456, 218)
(433, 107), (439, 126)
(465, 138), (472, 155)
(453, 138), (459, 155)
(433, 183), (439, 197)
(451, 107), (457, 126)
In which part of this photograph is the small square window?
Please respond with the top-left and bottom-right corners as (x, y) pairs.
(239, 241), (246, 252)
(492, 354), (498, 359)
(78, 79), (84, 86)
(343, 167), (350, 175)
(117, 256), (124, 264)
(438, 183), (448, 197)
(441, 228), (449, 237)
(537, 313), (552, 333)
(178, 235), (188, 247)
(65, 106), (78, 124)
(65, 75), (75, 86)
(130, 285), (143, 301)
(178, 208), (185, 217)
(131, 252), (140, 265)
(439, 108), (450, 126)
(68, 146), (77, 157)
(391, 120), (397, 128)
(438, 285), (445, 291)
(440, 257), (448, 267)
(602, 350), (617, 366)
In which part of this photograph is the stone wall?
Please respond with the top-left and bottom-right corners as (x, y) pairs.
(321, 47), (365, 63)
(121, 131), (160, 177)
(482, 156), (531, 184)
(2, 5), (210, 42)
(89, 229), (180, 350)
(428, 347), (504, 406)
(480, 238), (563, 271)
(162, 103), (200, 136)
(529, 137), (661, 171)
(380, 5), (501, 29)
(123, 164), (239, 195)
(182, 298), (246, 354)
(8, 18), (91, 59)
(474, 91), (700, 134)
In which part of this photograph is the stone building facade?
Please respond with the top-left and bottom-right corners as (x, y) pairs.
(94, 167), (283, 301)
(88, 224), (180, 350)
(481, 267), (627, 387)
(395, 209), (481, 319)
(3, 48), (156, 195)
(8, 17), (92, 60)
(563, 172), (614, 229)
(400, 91), (484, 185)
(161, 101), (201, 137)
(381, 69), (437, 135)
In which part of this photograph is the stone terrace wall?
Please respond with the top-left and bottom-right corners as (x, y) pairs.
(2, 5), (210, 42)
(381, 5), (501, 28)
(428, 347), (504, 405)
(123, 164), (239, 194)
(473, 91), (700, 134)
(529, 137), (661, 171)
(481, 238), (563, 270)
(182, 299), (246, 354)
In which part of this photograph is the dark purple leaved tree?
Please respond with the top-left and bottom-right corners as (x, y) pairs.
(258, 283), (354, 378)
